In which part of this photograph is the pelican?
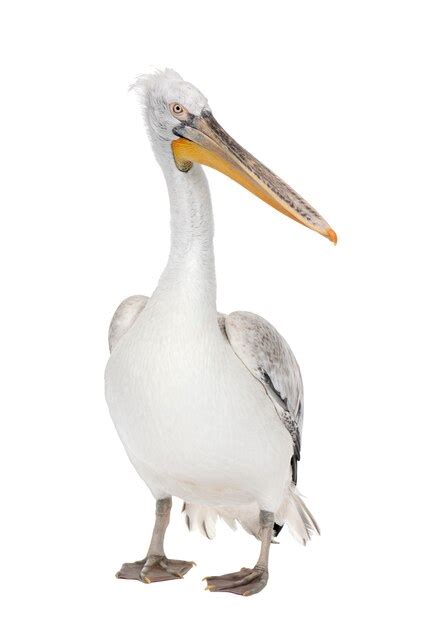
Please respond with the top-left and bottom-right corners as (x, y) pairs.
(105, 69), (336, 596)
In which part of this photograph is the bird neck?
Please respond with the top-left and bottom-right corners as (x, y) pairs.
(151, 154), (218, 325)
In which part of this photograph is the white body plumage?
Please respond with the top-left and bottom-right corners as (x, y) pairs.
(105, 290), (292, 512)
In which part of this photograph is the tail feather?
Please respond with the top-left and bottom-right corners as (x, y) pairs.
(282, 487), (320, 545)
(296, 492), (321, 535)
(182, 503), (218, 539)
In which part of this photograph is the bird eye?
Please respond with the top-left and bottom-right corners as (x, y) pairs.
(170, 102), (186, 117)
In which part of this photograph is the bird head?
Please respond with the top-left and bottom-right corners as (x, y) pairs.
(133, 69), (337, 244)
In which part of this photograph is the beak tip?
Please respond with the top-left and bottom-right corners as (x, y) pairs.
(326, 228), (338, 245)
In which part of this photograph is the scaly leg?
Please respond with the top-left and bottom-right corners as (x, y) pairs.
(204, 510), (273, 596)
(116, 497), (195, 584)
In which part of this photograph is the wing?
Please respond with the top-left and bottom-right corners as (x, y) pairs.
(108, 295), (149, 352)
(223, 311), (303, 485)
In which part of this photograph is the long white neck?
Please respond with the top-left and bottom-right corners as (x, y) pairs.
(149, 149), (218, 330)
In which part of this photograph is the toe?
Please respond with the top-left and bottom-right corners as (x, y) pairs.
(159, 559), (183, 578)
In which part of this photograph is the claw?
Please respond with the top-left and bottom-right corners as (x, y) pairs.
(143, 576), (151, 584)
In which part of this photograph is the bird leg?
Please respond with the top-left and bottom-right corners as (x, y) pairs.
(204, 510), (273, 596)
(116, 496), (195, 584)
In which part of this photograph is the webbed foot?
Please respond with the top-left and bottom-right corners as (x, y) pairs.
(116, 555), (195, 584)
(204, 565), (268, 596)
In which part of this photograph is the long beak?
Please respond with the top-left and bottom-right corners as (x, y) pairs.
(171, 109), (337, 244)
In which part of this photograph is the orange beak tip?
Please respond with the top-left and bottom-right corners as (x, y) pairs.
(326, 228), (338, 245)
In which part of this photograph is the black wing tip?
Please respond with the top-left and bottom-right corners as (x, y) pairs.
(291, 454), (298, 485)
(273, 522), (284, 537)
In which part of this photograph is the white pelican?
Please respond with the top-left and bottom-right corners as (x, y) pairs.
(105, 69), (336, 596)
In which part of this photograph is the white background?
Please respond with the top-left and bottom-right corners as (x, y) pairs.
(1, 1), (428, 624)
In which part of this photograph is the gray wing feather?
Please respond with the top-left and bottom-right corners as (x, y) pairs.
(223, 311), (303, 482)
(108, 295), (149, 352)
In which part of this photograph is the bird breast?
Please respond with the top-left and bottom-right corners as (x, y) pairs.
(105, 309), (292, 506)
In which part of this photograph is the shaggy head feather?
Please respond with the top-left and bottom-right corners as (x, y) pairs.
(132, 68), (209, 144)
